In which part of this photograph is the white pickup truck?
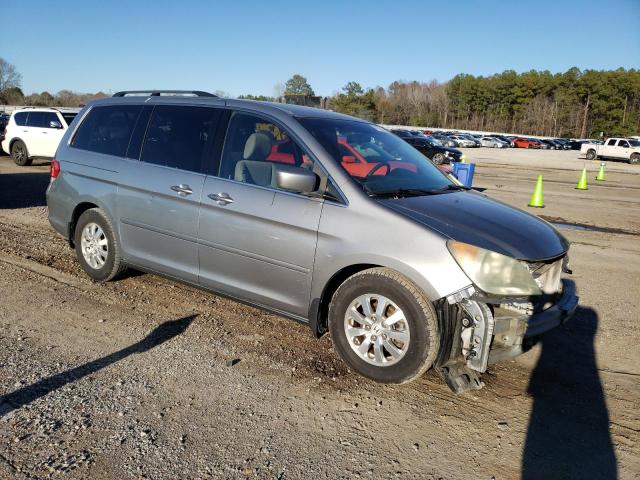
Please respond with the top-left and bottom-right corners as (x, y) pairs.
(581, 138), (640, 164)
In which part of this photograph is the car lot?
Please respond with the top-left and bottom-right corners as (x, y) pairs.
(0, 149), (639, 478)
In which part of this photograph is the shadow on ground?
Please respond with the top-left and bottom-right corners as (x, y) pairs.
(522, 306), (617, 479)
(0, 172), (50, 208)
(0, 315), (196, 418)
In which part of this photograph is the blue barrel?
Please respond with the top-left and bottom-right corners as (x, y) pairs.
(451, 162), (475, 187)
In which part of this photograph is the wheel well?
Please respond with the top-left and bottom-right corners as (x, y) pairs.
(311, 263), (380, 338)
(68, 202), (98, 247)
(9, 137), (25, 153)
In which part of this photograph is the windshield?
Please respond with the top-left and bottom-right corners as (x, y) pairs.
(62, 113), (77, 127)
(426, 136), (443, 146)
(297, 117), (454, 196)
(629, 140), (640, 147)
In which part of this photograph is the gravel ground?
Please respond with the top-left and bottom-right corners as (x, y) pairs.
(0, 149), (638, 479)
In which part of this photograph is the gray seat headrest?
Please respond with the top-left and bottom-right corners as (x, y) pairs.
(243, 132), (272, 160)
(234, 160), (275, 188)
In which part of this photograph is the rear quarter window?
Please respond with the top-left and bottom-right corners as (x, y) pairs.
(14, 112), (28, 126)
(71, 105), (143, 157)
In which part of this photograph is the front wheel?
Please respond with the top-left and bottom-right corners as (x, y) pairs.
(11, 140), (31, 166)
(74, 208), (127, 282)
(432, 153), (445, 165)
(329, 268), (439, 384)
(586, 149), (597, 160)
(629, 153), (639, 165)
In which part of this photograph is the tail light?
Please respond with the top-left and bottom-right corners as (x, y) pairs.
(50, 159), (61, 180)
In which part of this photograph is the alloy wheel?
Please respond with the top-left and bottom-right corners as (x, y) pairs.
(344, 294), (410, 366)
(80, 222), (109, 269)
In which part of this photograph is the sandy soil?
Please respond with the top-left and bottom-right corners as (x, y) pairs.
(0, 149), (638, 479)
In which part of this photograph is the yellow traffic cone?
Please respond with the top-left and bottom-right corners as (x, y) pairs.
(596, 162), (605, 181)
(528, 175), (545, 208)
(576, 168), (588, 190)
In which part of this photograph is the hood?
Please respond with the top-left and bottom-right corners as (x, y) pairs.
(441, 146), (462, 155)
(379, 191), (568, 261)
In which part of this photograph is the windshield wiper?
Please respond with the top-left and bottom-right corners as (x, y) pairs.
(369, 184), (472, 198)
(441, 184), (471, 191)
(369, 188), (447, 198)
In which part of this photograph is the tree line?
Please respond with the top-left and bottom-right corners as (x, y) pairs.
(1, 56), (638, 138)
(328, 68), (640, 138)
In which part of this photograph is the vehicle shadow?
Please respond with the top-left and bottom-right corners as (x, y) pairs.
(522, 306), (617, 479)
(0, 315), (196, 418)
(0, 172), (50, 208)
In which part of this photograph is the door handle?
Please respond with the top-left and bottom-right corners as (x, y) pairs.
(208, 192), (234, 205)
(170, 184), (193, 196)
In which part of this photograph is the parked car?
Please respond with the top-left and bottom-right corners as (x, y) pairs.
(432, 134), (459, 147)
(449, 135), (476, 148)
(460, 134), (481, 147)
(391, 130), (465, 165)
(553, 138), (572, 150)
(1, 107), (79, 165)
(566, 140), (587, 150)
(487, 135), (513, 147)
(534, 138), (551, 149)
(513, 137), (541, 149)
(581, 138), (640, 164)
(46, 90), (578, 393)
(480, 136), (506, 148)
(0, 113), (9, 146)
(539, 139), (561, 150)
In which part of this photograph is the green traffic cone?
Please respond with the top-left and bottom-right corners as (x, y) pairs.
(576, 168), (588, 190)
(596, 163), (605, 181)
(528, 175), (545, 208)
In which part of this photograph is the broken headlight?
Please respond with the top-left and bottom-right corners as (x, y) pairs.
(447, 241), (542, 296)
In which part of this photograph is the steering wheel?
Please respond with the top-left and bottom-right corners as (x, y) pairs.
(366, 162), (391, 178)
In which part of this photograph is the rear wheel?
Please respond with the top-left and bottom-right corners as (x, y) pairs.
(11, 140), (31, 166)
(329, 268), (439, 384)
(586, 149), (597, 160)
(74, 208), (127, 282)
(630, 153), (639, 165)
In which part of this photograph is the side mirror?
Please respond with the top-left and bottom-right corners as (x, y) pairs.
(50, 120), (63, 129)
(274, 164), (319, 193)
(342, 155), (357, 164)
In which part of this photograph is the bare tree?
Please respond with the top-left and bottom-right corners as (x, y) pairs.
(0, 57), (22, 93)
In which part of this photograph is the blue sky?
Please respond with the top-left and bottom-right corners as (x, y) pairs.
(3, 0), (639, 97)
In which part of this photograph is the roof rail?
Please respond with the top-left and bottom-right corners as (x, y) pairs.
(10, 106), (81, 112)
(112, 90), (217, 98)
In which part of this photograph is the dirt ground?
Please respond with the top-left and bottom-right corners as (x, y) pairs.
(0, 148), (638, 479)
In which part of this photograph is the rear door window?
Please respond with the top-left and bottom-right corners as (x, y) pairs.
(140, 105), (224, 174)
(26, 112), (46, 128)
(607, 139), (616, 146)
(71, 105), (142, 157)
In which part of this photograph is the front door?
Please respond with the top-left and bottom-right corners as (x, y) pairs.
(197, 112), (325, 317)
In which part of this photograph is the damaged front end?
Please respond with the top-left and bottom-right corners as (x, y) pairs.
(434, 256), (579, 394)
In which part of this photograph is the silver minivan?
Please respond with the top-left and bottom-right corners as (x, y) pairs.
(46, 91), (578, 393)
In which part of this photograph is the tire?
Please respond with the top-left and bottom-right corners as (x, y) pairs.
(74, 208), (127, 282)
(629, 153), (639, 165)
(11, 140), (31, 166)
(432, 153), (445, 165)
(328, 267), (439, 384)
(586, 149), (597, 160)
